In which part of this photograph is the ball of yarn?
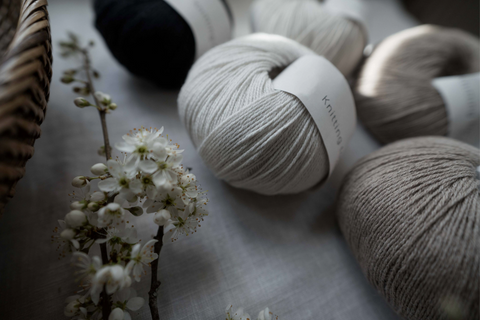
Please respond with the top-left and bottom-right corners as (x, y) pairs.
(94, 0), (231, 89)
(336, 136), (480, 320)
(250, 0), (367, 76)
(355, 25), (480, 144)
(178, 34), (331, 195)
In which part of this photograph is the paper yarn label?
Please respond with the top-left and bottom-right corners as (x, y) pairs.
(432, 72), (480, 144)
(273, 55), (357, 176)
(165, 0), (231, 60)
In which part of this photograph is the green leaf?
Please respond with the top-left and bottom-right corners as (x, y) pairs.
(127, 207), (143, 216)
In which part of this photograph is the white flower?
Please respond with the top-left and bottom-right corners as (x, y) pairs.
(163, 207), (198, 242)
(179, 172), (198, 204)
(139, 153), (183, 188)
(65, 210), (87, 228)
(72, 176), (88, 188)
(64, 295), (81, 317)
(52, 220), (80, 256)
(111, 288), (145, 320)
(226, 305), (251, 320)
(186, 199), (209, 219)
(128, 174), (157, 198)
(154, 209), (171, 226)
(98, 159), (137, 197)
(91, 163), (108, 175)
(115, 127), (168, 161)
(97, 203), (126, 229)
(64, 295), (88, 317)
(96, 227), (139, 245)
(126, 239), (158, 282)
(257, 307), (274, 320)
(90, 264), (131, 305)
(143, 187), (183, 214)
(72, 252), (102, 281)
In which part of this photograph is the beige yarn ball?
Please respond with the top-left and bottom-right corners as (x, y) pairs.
(336, 136), (480, 320)
(178, 34), (332, 195)
(250, 0), (367, 76)
(355, 25), (480, 144)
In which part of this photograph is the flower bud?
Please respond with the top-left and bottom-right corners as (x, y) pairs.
(61, 76), (74, 84)
(64, 300), (79, 317)
(74, 97), (91, 108)
(65, 210), (87, 228)
(90, 191), (106, 202)
(91, 163), (108, 175)
(72, 176), (87, 188)
(108, 103), (118, 110)
(94, 91), (111, 106)
(98, 146), (106, 156)
(154, 209), (171, 226)
(63, 69), (77, 76)
(88, 202), (100, 212)
(60, 229), (76, 240)
(109, 308), (124, 320)
(70, 201), (85, 210)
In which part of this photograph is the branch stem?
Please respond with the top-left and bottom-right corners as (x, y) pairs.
(149, 226), (164, 320)
(80, 47), (111, 161)
(80, 46), (112, 318)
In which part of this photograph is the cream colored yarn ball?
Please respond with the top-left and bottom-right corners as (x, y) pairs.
(250, 0), (367, 76)
(336, 136), (480, 320)
(178, 34), (332, 195)
(355, 25), (480, 144)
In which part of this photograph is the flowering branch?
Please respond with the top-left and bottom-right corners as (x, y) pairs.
(61, 33), (116, 319)
(55, 32), (210, 320)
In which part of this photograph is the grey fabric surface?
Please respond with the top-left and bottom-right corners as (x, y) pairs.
(0, 0), (413, 319)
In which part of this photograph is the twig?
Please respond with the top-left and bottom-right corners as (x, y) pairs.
(80, 46), (112, 319)
(149, 226), (164, 320)
(80, 47), (112, 160)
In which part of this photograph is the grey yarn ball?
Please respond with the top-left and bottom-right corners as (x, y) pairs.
(250, 0), (367, 76)
(336, 136), (480, 320)
(178, 34), (331, 195)
(355, 25), (480, 144)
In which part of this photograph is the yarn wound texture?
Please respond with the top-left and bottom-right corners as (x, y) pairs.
(355, 25), (480, 144)
(336, 136), (480, 320)
(250, 0), (367, 76)
(178, 34), (332, 195)
(94, 0), (231, 89)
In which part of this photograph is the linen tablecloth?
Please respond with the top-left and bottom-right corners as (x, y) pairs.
(0, 0), (417, 318)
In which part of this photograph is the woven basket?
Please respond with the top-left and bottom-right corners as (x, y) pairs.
(0, 0), (52, 215)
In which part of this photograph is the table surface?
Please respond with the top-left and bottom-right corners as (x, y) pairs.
(0, 0), (418, 319)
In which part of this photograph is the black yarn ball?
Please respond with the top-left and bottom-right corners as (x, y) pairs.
(94, 0), (232, 89)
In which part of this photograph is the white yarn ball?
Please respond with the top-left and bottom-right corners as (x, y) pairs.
(250, 0), (367, 76)
(178, 34), (332, 195)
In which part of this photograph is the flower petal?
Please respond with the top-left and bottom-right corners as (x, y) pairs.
(109, 308), (124, 320)
(115, 141), (136, 153)
(139, 160), (158, 174)
(129, 179), (143, 195)
(152, 172), (167, 188)
(98, 178), (118, 192)
(126, 297), (145, 311)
